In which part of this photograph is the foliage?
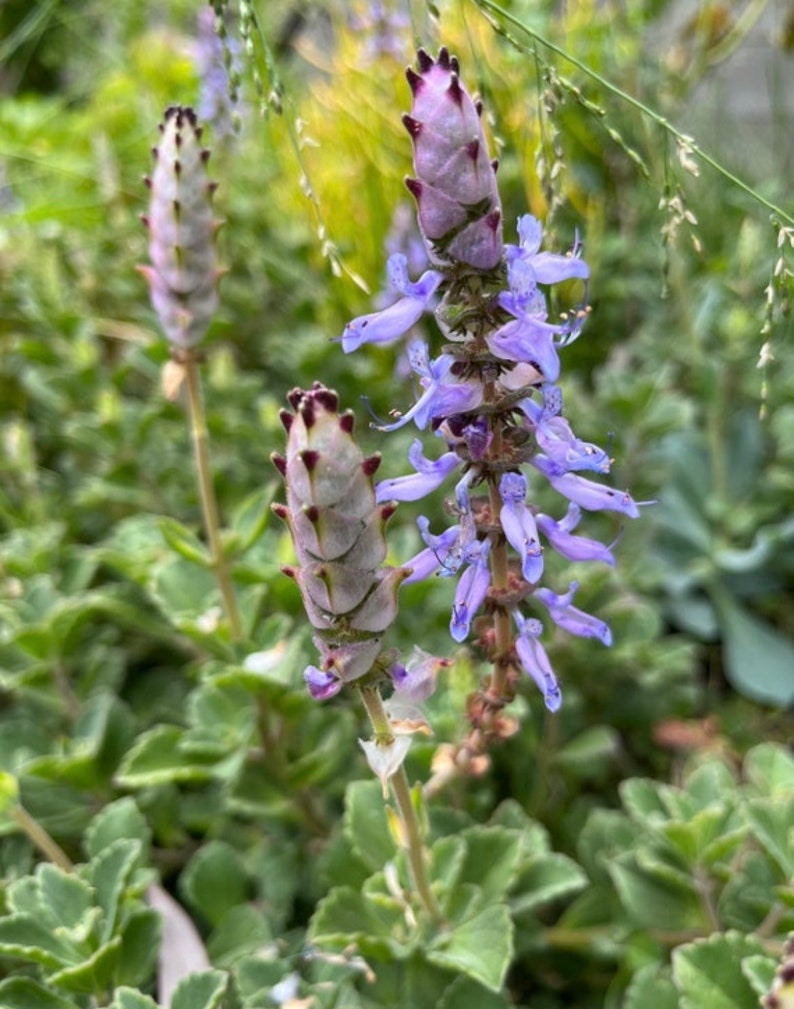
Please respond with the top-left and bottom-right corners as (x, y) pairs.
(0, 1), (792, 1007)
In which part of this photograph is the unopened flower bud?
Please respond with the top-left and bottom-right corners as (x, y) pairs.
(274, 384), (410, 696)
(140, 106), (221, 349)
(404, 47), (503, 271)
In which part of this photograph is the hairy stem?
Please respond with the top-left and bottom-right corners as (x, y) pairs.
(183, 352), (243, 641)
(357, 683), (442, 923)
(12, 804), (74, 873)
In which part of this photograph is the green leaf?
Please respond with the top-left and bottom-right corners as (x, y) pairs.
(552, 724), (621, 779)
(116, 908), (161, 987)
(745, 796), (794, 877)
(741, 954), (778, 997)
(427, 902), (513, 993)
(454, 826), (522, 904)
(672, 931), (766, 1009)
(229, 483), (276, 554)
(115, 725), (218, 788)
(623, 964), (679, 1009)
(108, 988), (159, 1009)
(169, 968), (228, 1009)
(46, 937), (122, 994)
(510, 853), (587, 915)
(438, 974), (513, 1009)
(84, 797), (151, 862)
(744, 743), (794, 797)
(0, 770), (19, 816)
(158, 518), (211, 567)
(309, 885), (407, 959)
(712, 589), (794, 707)
(87, 838), (141, 943)
(206, 904), (273, 968)
(0, 913), (80, 969)
(343, 779), (396, 872)
(38, 863), (93, 931)
(608, 852), (703, 930)
(0, 978), (82, 1009)
(181, 840), (251, 928)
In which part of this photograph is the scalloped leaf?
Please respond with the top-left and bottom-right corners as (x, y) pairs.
(428, 902), (513, 993)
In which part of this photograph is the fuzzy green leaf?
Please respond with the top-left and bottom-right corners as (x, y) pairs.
(744, 743), (794, 797)
(0, 977), (82, 1009)
(114, 725), (218, 788)
(343, 779), (396, 872)
(623, 964), (679, 1009)
(672, 931), (767, 1009)
(46, 936), (122, 994)
(0, 913), (80, 968)
(428, 902), (513, 993)
(510, 852), (587, 914)
(169, 968), (228, 1009)
(108, 988), (159, 1009)
(84, 797), (151, 862)
(309, 884), (407, 959)
(181, 840), (251, 928)
(87, 838), (141, 943)
(158, 518), (211, 567)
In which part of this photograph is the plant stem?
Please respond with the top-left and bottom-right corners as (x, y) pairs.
(357, 683), (442, 923)
(182, 352), (243, 641)
(11, 804), (74, 873)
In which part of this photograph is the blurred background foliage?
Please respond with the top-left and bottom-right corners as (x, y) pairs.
(0, 1), (792, 1007)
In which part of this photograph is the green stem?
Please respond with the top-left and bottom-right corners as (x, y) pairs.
(11, 804), (74, 872)
(470, 0), (794, 227)
(183, 353), (243, 641)
(357, 684), (443, 923)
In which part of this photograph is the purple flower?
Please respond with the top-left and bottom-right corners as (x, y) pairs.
(531, 459), (641, 518)
(534, 582), (612, 645)
(390, 646), (449, 703)
(402, 517), (466, 583)
(513, 611), (562, 712)
(375, 439), (459, 503)
(498, 472), (544, 583)
(536, 504), (616, 566)
(507, 214), (590, 285)
(374, 342), (482, 432)
(304, 666), (343, 701)
(342, 255), (443, 353)
(450, 538), (491, 642)
(486, 258), (566, 381)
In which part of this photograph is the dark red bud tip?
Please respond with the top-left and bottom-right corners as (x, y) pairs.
(299, 401), (316, 429)
(281, 565), (298, 580)
(362, 454), (382, 476)
(200, 148), (211, 164)
(486, 208), (502, 233)
(380, 502), (397, 521)
(339, 411), (355, 434)
(300, 449), (319, 472)
(287, 387), (304, 410)
(466, 139), (480, 162)
(303, 504), (320, 524)
(447, 74), (464, 106)
(475, 99), (483, 117)
(437, 47), (451, 69)
(271, 502), (289, 520)
(491, 158), (499, 173)
(405, 177), (423, 199)
(314, 387), (339, 413)
(405, 66), (423, 94)
(208, 181), (219, 195)
(270, 452), (287, 476)
(402, 114), (422, 138)
(416, 48), (434, 72)
(195, 125), (204, 141)
(140, 213), (150, 228)
(278, 409), (293, 432)
(450, 54), (460, 74)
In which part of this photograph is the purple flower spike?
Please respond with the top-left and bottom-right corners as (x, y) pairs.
(375, 439), (459, 503)
(375, 342), (482, 432)
(534, 582), (612, 645)
(342, 255), (442, 353)
(513, 612), (562, 712)
(304, 666), (343, 701)
(498, 472), (544, 583)
(508, 214), (590, 284)
(450, 538), (491, 642)
(536, 504), (616, 566)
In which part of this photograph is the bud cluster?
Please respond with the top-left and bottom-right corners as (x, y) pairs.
(140, 105), (221, 350)
(272, 384), (409, 699)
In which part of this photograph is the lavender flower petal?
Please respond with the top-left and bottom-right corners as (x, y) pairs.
(536, 505), (616, 566)
(513, 611), (562, 712)
(534, 582), (613, 645)
(498, 472), (544, 583)
(375, 439), (459, 503)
